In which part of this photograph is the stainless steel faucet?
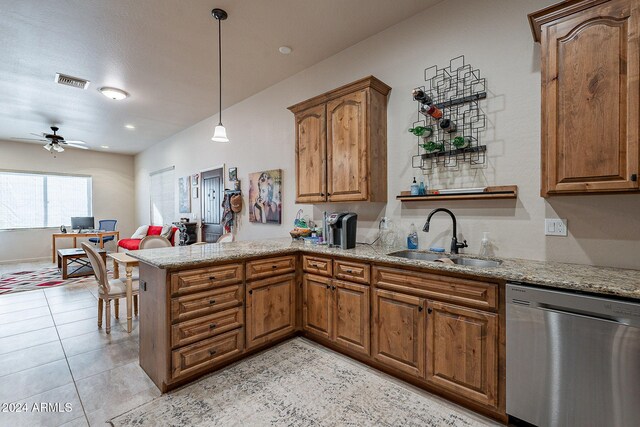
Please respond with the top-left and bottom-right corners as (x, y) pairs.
(423, 208), (468, 254)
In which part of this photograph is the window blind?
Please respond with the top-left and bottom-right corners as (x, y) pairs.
(0, 171), (92, 230)
(150, 167), (175, 225)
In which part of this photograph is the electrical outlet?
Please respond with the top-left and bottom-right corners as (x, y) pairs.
(545, 218), (567, 236)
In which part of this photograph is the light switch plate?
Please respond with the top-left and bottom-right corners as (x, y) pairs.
(545, 218), (567, 236)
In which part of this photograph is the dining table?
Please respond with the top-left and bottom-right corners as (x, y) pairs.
(51, 230), (120, 263)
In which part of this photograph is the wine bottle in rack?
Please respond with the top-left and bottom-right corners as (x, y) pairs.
(412, 88), (433, 105)
(439, 118), (457, 133)
(420, 104), (443, 120)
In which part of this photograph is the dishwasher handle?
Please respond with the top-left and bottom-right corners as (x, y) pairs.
(537, 303), (632, 326)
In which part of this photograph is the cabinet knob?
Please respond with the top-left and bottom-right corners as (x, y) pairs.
(209, 276), (216, 280)
(272, 265), (278, 269)
(320, 193), (325, 197)
(209, 349), (217, 355)
(418, 306), (423, 312)
(209, 323), (217, 329)
(209, 299), (216, 304)
(331, 286), (336, 291)
(427, 307), (433, 314)
(345, 269), (353, 274)
(249, 290), (253, 295)
(326, 284), (330, 289)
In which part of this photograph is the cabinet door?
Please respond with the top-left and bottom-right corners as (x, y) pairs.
(246, 273), (295, 349)
(295, 104), (327, 203)
(541, 0), (639, 195)
(426, 300), (498, 409)
(332, 280), (370, 356)
(372, 288), (425, 377)
(302, 274), (332, 340)
(327, 90), (369, 202)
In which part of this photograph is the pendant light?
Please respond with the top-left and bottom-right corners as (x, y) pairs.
(211, 8), (229, 143)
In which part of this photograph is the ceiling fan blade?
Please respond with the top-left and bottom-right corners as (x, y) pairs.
(64, 140), (86, 145)
(30, 132), (45, 137)
(12, 137), (47, 142)
(65, 143), (89, 150)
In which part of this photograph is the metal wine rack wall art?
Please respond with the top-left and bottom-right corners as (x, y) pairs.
(410, 55), (487, 171)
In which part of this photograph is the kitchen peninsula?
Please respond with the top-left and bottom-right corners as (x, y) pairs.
(129, 239), (640, 422)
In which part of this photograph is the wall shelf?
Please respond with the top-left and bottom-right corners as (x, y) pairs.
(396, 185), (518, 202)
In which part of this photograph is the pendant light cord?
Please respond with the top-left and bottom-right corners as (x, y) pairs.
(218, 16), (222, 126)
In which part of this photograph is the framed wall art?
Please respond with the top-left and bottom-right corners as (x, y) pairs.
(248, 169), (282, 224)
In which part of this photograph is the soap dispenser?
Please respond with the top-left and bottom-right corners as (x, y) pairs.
(410, 177), (419, 196)
(407, 223), (419, 249)
(479, 232), (492, 257)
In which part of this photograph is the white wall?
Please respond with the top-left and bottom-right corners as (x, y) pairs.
(135, 0), (640, 270)
(0, 140), (135, 263)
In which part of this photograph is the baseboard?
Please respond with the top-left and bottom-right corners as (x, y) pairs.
(0, 256), (51, 265)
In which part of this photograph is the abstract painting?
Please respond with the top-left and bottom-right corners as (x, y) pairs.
(178, 176), (191, 213)
(248, 169), (282, 224)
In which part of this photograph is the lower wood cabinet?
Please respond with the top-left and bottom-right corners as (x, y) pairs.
(303, 274), (370, 356)
(425, 300), (498, 408)
(372, 288), (426, 378)
(246, 273), (296, 348)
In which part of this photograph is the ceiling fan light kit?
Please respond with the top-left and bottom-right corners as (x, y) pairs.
(99, 86), (129, 100)
(211, 8), (230, 143)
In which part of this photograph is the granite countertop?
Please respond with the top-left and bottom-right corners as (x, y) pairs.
(128, 238), (640, 301)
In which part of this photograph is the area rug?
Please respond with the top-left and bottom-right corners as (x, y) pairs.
(0, 267), (108, 295)
(109, 338), (496, 427)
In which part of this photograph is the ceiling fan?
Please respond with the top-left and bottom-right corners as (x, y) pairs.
(14, 126), (89, 153)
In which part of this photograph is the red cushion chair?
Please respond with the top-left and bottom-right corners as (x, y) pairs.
(117, 226), (178, 251)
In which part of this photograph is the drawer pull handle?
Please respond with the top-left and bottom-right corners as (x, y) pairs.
(209, 349), (217, 355)
(345, 269), (353, 274)
(209, 276), (216, 280)
(209, 299), (216, 304)
(272, 265), (278, 269)
(209, 323), (217, 329)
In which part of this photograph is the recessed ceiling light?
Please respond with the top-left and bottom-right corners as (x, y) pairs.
(125, 124), (135, 130)
(99, 87), (129, 100)
(101, 145), (110, 149)
(278, 46), (292, 55)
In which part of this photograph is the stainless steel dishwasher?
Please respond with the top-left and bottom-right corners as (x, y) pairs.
(506, 283), (640, 427)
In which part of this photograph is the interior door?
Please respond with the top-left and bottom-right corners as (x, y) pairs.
(201, 168), (224, 243)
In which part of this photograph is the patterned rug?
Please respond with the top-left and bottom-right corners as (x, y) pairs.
(0, 267), (104, 295)
(110, 338), (496, 427)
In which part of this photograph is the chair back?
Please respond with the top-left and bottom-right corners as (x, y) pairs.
(81, 242), (110, 294)
(217, 233), (234, 243)
(98, 220), (117, 232)
(140, 235), (172, 249)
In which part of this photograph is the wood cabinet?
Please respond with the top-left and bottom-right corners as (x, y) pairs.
(530, 0), (640, 196)
(303, 274), (370, 355)
(371, 288), (426, 377)
(288, 76), (390, 203)
(425, 300), (498, 408)
(246, 273), (296, 349)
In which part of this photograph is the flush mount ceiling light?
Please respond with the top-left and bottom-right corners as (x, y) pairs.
(125, 124), (135, 129)
(278, 46), (292, 54)
(101, 145), (110, 149)
(99, 87), (129, 100)
(211, 8), (229, 143)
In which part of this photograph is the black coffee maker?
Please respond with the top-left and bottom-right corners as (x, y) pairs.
(326, 212), (357, 249)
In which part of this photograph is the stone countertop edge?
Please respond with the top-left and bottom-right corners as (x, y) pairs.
(127, 238), (640, 301)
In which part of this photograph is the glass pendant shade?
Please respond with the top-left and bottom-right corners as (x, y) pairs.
(211, 124), (229, 143)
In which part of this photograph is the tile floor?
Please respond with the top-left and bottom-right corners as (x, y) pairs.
(0, 260), (157, 427)
(1, 260), (500, 427)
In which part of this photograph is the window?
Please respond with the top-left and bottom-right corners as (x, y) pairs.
(150, 166), (175, 225)
(0, 171), (92, 230)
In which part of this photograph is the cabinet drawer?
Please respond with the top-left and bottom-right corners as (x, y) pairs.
(373, 266), (497, 311)
(171, 285), (243, 323)
(170, 263), (243, 296)
(171, 328), (244, 380)
(171, 307), (243, 349)
(246, 255), (296, 281)
(334, 259), (370, 284)
(302, 255), (332, 277)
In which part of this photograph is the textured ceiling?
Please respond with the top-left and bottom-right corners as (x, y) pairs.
(0, 0), (439, 154)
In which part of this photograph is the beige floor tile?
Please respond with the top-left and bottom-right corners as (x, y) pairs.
(0, 298), (49, 315)
(61, 327), (137, 357)
(44, 283), (91, 296)
(67, 339), (139, 380)
(0, 326), (59, 355)
(46, 291), (96, 306)
(0, 383), (83, 427)
(59, 416), (90, 427)
(0, 290), (46, 305)
(0, 314), (54, 338)
(49, 297), (97, 314)
(53, 307), (97, 326)
(0, 340), (66, 377)
(76, 362), (160, 424)
(56, 318), (101, 340)
(0, 359), (73, 402)
(0, 305), (51, 324)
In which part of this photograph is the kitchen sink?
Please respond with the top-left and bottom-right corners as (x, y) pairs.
(387, 250), (502, 268)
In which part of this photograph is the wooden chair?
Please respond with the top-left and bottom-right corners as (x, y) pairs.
(81, 243), (139, 334)
(139, 235), (172, 249)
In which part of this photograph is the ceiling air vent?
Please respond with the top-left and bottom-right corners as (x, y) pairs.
(54, 73), (90, 90)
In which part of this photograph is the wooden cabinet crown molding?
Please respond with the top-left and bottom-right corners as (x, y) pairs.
(287, 75), (391, 114)
(528, 0), (611, 42)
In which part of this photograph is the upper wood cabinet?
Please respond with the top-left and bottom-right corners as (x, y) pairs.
(288, 76), (390, 203)
(530, 0), (640, 196)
